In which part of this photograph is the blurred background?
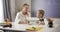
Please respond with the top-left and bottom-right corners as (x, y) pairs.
(3, 0), (31, 22)
(31, 0), (60, 17)
(0, 0), (60, 32)
(0, 0), (60, 22)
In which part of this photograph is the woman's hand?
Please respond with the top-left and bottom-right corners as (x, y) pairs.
(36, 21), (44, 25)
(18, 20), (29, 24)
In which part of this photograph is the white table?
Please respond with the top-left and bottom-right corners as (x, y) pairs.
(0, 24), (58, 32)
(0, 18), (60, 32)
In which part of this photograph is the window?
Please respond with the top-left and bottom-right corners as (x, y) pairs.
(0, 0), (4, 22)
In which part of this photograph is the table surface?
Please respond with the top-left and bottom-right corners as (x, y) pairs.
(0, 25), (58, 32)
(0, 18), (60, 32)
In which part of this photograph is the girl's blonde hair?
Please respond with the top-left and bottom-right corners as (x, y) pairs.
(38, 9), (45, 16)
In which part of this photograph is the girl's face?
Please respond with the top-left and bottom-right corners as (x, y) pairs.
(36, 11), (43, 18)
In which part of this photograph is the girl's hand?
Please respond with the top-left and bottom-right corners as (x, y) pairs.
(47, 18), (53, 23)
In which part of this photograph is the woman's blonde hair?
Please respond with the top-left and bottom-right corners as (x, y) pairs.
(23, 3), (29, 7)
(20, 3), (29, 10)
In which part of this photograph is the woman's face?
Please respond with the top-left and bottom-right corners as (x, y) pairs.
(36, 11), (43, 18)
(22, 6), (29, 13)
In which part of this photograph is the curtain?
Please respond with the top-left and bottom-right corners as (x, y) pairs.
(3, 0), (12, 21)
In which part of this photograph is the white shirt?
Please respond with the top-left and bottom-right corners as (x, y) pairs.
(44, 18), (48, 26)
(39, 18), (48, 26)
(15, 11), (31, 24)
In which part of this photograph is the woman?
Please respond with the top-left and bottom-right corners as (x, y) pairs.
(15, 3), (31, 24)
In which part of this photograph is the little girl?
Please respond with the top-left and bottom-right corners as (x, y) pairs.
(36, 9), (53, 26)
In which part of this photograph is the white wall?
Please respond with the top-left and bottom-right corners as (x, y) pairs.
(0, 0), (4, 22)
(15, 0), (31, 14)
(10, 0), (15, 22)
